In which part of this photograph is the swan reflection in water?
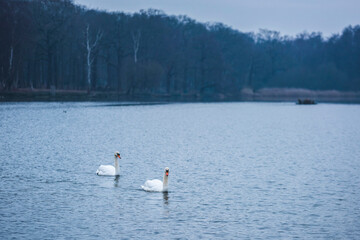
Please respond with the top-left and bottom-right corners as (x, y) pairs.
(162, 191), (170, 216)
(114, 175), (120, 187)
(163, 191), (169, 205)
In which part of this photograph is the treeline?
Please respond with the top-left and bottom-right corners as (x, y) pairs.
(1, 0), (360, 97)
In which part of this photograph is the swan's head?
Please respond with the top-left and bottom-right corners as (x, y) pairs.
(114, 152), (121, 159)
(164, 167), (169, 176)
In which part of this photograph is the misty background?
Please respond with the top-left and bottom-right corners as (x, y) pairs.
(75, 0), (360, 37)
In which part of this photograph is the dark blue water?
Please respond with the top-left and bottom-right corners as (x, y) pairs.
(1, 102), (360, 239)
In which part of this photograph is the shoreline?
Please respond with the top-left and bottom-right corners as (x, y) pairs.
(1, 88), (360, 103)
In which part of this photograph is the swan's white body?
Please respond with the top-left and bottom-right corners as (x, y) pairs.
(96, 165), (118, 176)
(96, 152), (120, 176)
(141, 179), (164, 192)
(142, 167), (169, 192)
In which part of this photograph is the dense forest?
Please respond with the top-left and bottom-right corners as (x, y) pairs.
(1, 0), (360, 99)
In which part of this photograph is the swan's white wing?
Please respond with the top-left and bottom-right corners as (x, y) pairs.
(96, 165), (115, 176)
(141, 179), (163, 192)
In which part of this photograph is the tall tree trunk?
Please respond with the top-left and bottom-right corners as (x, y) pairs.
(47, 51), (52, 89)
(182, 63), (188, 94)
(132, 30), (141, 63)
(85, 24), (102, 93)
(116, 52), (122, 93)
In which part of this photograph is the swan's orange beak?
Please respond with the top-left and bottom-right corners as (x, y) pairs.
(166, 172), (169, 176)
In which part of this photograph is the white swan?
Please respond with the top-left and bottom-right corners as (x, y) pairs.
(96, 152), (121, 176)
(141, 167), (169, 192)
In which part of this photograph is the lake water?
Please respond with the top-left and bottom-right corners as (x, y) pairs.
(1, 102), (360, 239)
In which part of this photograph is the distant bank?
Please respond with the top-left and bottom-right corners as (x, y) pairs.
(1, 88), (360, 103)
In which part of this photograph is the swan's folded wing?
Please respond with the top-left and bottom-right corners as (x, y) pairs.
(141, 179), (163, 192)
(96, 165), (115, 176)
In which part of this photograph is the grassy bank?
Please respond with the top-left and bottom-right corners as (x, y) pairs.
(1, 88), (360, 103)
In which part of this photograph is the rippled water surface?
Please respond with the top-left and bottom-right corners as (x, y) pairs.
(1, 102), (360, 239)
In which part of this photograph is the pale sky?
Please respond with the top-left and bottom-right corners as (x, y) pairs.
(75, 0), (360, 37)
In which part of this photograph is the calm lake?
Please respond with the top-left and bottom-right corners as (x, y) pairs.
(1, 102), (360, 239)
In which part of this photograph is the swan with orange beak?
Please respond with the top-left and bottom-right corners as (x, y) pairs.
(141, 167), (169, 192)
(96, 152), (121, 176)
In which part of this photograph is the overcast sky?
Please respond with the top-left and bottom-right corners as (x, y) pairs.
(75, 0), (360, 37)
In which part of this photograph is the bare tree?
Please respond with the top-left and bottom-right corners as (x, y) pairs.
(132, 30), (141, 63)
(5, 44), (14, 89)
(84, 24), (102, 92)
(32, 0), (68, 90)
(3, 4), (18, 90)
(8, 46), (13, 76)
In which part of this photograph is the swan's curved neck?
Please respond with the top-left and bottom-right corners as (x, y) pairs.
(163, 174), (169, 192)
(114, 156), (120, 176)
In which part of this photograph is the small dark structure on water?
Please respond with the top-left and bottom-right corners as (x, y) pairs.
(297, 99), (316, 104)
